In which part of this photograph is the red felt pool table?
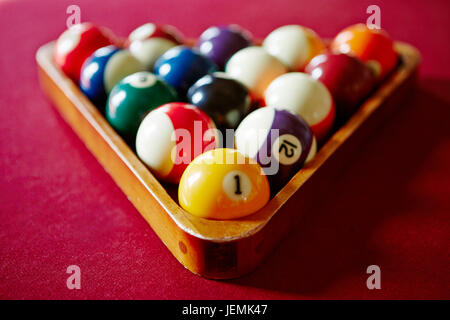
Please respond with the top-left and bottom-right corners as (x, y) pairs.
(0, 0), (449, 299)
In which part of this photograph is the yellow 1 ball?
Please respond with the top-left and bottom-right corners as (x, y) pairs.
(178, 148), (270, 220)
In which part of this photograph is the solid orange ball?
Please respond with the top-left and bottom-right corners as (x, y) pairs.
(330, 24), (398, 79)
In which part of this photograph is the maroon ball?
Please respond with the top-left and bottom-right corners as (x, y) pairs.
(305, 53), (376, 118)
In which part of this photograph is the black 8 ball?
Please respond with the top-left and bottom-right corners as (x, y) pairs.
(187, 72), (251, 132)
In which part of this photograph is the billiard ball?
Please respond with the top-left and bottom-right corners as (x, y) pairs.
(79, 45), (142, 106)
(128, 38), (177, 71)
(305, 53), (376, 118)
(264, 72), (336, 143)
(128, 23), (184, 45)
(178, 148), (270, 219)
(106, 72), (178, 143)
(330, 24), (398, 79)
(235, 106), (314, 191)
(305, 136), (317, 164)
(54, 23), (117, 82)
(128, 23), (184, 71)
(187, 72), (251, 132)
(154, 46), (218, 97)
(136, 102), (218, 183)
(225, 46), (287, 104)
(262, 25), (325, 71)
(196, 25), (252, 70)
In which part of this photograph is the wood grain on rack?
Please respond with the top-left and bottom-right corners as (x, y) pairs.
(36, 42), (420, 278)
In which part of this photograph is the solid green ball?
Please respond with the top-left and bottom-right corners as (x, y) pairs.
(106, 71), (178, 143)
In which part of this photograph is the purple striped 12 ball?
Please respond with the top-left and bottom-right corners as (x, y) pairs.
(196, 25), (252, 70)
(235, 106), (316, 191)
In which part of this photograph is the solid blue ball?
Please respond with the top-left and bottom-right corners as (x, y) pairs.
(153, 46), (218, 97)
